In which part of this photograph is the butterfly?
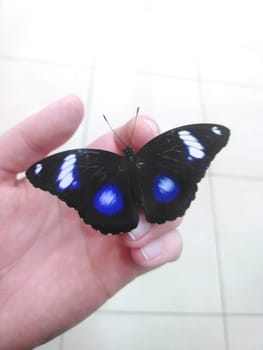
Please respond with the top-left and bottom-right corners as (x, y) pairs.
(26, 123), (230, 234)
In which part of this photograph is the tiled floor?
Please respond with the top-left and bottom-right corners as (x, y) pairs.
(0, 0), (263, 349)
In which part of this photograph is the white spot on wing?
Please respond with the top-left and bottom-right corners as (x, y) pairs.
(183, 139), (204, 150)
(189, 148), (205, 159)
(212, 126), (222, 135)
(178, 130), (205, 160)
(61, 154), (76, 168)
(34, 163), (42, 175)
(57, 164), (74, 181)
(59, 173), (74, 190)
(57, 154), (78, 190)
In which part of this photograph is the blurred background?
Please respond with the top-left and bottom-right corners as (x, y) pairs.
(1, 0), (263, 349)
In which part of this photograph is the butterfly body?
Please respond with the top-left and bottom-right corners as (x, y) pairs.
(26, 123), (230, 234)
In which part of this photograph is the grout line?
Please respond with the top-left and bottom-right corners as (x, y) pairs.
(80, 65), (97, 146)
(59, 335), (64, 350)
(97, 309), (263, 318)
(199, 77), (263, 91)
(209, 172), (263, 182)
(136, 70), (199, 82)
(136, 70), (263, 91)
(208, 175), (230, 350)
(81, 63), (98, 146)
(187, 1), (204, 104)
(197, 78), (208, 122)
(0, 54), (96, 70)
(196, 39), (229, 346)
(191, 24), (229, 350)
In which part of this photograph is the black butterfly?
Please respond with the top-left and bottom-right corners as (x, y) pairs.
(26, 123), (230, 234)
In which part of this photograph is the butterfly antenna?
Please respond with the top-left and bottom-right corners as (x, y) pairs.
(103, 114), (127, 147)
(127, 106), (140, 146)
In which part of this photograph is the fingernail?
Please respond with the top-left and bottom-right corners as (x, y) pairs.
(141, 239), (162, 260)
(144, 118), (159, 136)
(128, 216), (151, 241)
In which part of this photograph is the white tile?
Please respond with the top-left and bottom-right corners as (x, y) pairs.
(191, 0), (263, 86)
(101, 179), (222, 313)
(0, 0), (100, 66)
(99, 0), (198, 79)
(227, 316), (263, 350)
(0, 59), (92, 149)
(35, 337), (60, 350)
(63, 312), (226, 350)
(212, 177), (263, 313)
(85, 74), (203, 143)
(133, 76), (204, 129)
(201, 83), (263, 177)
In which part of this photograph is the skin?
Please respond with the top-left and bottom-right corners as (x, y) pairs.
(0, 95), (182, 350)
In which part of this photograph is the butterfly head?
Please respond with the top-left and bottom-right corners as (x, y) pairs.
(123, 146), (136, 157)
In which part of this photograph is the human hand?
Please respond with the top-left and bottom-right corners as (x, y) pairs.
(0, 96), (182, 350)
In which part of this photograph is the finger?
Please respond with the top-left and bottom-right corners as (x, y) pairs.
(131, 228), (183, 268)
(88, 115), (160, 154)
(121, 214), (183, 268)
(0, 95), (84, 183)
(116, 115), (160, 152)
(123, 213), (183, 247)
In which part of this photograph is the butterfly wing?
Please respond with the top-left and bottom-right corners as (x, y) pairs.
(26, 149), (139, 234)
(136, 124), (230, 223)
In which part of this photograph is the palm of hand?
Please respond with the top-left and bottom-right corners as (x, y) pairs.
(0, 170), (143, 343)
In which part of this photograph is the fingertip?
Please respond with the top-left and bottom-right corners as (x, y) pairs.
(123, 216), (183, 248)
(141, 116), (160, 139)
(124, 213), (152, 245)
(130, 229), (183, 268)
(46, 95), (84, 137)
(60, 94), (84, 122)
(42, 94), (84, 142)
(116, 115), (160, 151)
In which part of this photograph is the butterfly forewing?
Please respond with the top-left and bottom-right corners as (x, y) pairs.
(136, 124), (230, 223)
(26, 149), (139, 234)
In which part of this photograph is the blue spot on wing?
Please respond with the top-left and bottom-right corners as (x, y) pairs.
(153, 175), (180, 202)
(94, 184), (124, 216)
(56, 154), (80, 191)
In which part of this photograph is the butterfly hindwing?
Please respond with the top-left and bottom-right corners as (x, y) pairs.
(136, 124), (230, 223)
(26, 149), (139, 234)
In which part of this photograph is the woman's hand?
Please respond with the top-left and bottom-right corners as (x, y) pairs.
(0, 96), (182, 350)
